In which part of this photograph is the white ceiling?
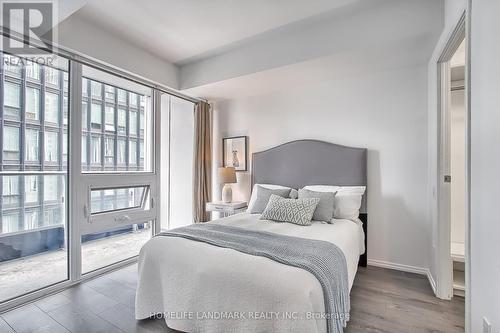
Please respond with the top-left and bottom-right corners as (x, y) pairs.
(180, 0), (443, 99)
(76, 0), (359, 64)
(184, 34), (436, 100)
(59, 0), (443, 96)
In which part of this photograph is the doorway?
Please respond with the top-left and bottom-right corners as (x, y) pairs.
(449, 40), (466, 297)
(436, 10), (469, 321)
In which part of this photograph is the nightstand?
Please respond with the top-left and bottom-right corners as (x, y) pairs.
(206, 201), (248, 219)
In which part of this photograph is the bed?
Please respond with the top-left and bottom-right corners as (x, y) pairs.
(136, 140), (368, 333)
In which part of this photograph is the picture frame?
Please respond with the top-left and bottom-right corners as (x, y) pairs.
(222, 136), (248, 171)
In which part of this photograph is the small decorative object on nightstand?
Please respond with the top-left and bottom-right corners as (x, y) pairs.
(218, 167), (237, 203)
(206, 201), (248, 218)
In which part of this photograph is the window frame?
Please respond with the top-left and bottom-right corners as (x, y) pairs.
(89, 184), (149, 215)
(24, 128), (40, 162)
(82, 178), (157, 233)
(105, 105), (115, 132)
(90, 102), (102, 130)
(2, 125), (21, 162)
(43, 130), (60, 163)
(44, 90), (60, 125)
(25, 85), (41, 121)
(71, 63), (161, 243)
(26, 62), (41, 82)
(0, 31), (201, 311)
(3, 80), (21, 119)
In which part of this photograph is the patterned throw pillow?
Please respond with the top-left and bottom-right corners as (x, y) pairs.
(260, 194), (320, 226)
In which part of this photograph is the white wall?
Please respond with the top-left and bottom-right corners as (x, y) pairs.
(450, 88), (465, 246)
(213, 65), (431, 270)
(470, 0), (500, 330)
(160, 95), (195, 230)
(160, 94), (171, 231)
(168, 97), (195, 229)
(55, 14), (179, 89)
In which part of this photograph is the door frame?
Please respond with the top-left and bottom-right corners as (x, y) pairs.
(436, 7), (471, 331)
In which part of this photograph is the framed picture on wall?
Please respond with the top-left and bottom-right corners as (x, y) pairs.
(223, 136), (248, 171)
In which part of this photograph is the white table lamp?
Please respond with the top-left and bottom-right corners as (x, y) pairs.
(218, 167), (237, 203)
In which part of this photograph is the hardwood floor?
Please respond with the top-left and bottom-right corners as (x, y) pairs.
(0, 265), (464, 333)
(347, 267), (464, 333)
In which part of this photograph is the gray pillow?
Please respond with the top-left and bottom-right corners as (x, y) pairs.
(298, 188), (336, 223)
(260, 195), (320, 226)
(248, 185), (292, 214)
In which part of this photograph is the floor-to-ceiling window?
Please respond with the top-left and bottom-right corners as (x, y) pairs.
(79, 65), (156, 274)
(0, 54), (69, 302)
(0, 37), (196, 310)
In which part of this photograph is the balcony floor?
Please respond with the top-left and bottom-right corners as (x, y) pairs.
(0, 228), (151, 302)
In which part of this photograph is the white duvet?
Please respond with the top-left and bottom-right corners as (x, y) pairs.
(135, 213), (365, 333)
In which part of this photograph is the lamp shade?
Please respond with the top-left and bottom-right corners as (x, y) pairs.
(218, 167), (237, 184)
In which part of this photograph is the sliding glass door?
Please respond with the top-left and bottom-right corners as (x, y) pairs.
(0, 54), (70, 302)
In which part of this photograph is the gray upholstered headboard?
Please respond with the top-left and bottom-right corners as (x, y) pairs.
(252, 139), (367, 212)
(251, 139), (368, 266)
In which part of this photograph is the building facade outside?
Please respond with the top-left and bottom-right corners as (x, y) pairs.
(0, 53), (148, 262)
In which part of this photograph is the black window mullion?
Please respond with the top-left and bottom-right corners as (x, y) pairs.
(58, 70), (64, 171)
(100, 83), (105, 171)
(1, 70), (5, 171)
(0, 177), (3, 231)
(135, 96), (140, 170)
(114, 87), (118, 169)
(87, 81), (91, 169)
(84, 80), (91, 171)
(40, 66), (46, 172)
(136, 131), (139, 170)
(20, 64), (26, 172)
(18, 64), (26, 229)
(125, 94), (129, 171)
(38, 174), (43, 228)
(0, 53), (3, 223)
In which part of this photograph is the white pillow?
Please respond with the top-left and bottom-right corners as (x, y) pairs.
(302, 185), (366, 222)
(302, 185), (340, 193)
(247, 184), (297, 212)
(337, 186), (366, 195)
(334, 193), (363, 221)
(303, 185), (366, 195)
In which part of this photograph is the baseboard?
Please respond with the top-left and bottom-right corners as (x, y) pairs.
(367, 259), (438, 296)
(367, 259), (428, 275)
(427, 270), (437, 295)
